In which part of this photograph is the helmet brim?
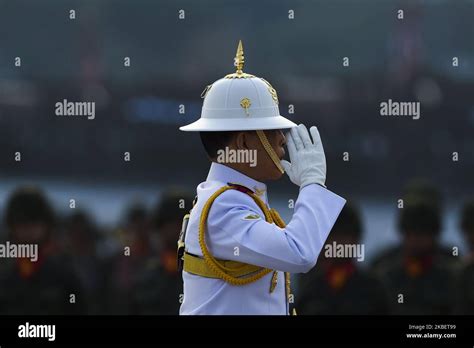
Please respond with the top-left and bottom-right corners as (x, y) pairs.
(179, 115), (297, 132)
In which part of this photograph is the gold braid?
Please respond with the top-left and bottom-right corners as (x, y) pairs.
(256, 130), (285, 174)
(198, 185), (290, 296)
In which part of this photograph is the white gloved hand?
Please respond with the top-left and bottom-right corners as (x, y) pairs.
(281, 124), (327, 188)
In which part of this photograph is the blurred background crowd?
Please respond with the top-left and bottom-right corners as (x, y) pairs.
(297, 183), (474, 315)
(0, 182), (473, 315)
(0, 0), (473, 315)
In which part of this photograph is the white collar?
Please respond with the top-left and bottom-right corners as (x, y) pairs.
(207, 162), (268, 203)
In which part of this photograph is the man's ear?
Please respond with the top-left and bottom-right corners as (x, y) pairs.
(235, 131), (250, 150)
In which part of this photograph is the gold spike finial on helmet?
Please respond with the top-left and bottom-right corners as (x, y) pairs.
(234, 40), (244, 74)
(225, 40), (255, 79)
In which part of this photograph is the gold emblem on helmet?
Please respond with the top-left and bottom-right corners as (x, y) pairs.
(240, 98), (251, 116)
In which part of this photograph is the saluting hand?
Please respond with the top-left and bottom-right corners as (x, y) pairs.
(280, 124), (327, 188)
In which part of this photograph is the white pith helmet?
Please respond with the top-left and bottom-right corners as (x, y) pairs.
(180, 40), (297, 132)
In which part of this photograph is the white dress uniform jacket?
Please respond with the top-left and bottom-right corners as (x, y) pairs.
(180, 162), (346, 315)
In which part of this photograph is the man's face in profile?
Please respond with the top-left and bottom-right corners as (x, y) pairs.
(234, 129), (287, 181)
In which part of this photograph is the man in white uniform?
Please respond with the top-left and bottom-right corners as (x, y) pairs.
(178, 41), (346, 315)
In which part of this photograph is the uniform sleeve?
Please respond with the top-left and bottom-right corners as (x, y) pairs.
(206, 184), (346, 273)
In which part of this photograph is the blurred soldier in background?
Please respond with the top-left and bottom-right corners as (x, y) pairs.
(131, 190), (193, 314)
(0, 186), (84, 314)
(105, 203), (154, 314)
(63, 211), (107, 314)
(371, 179), (458, 273)
(296, 202), (388, 315)
(373, 198), (456, 314)
(455, 199), (474, 314)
